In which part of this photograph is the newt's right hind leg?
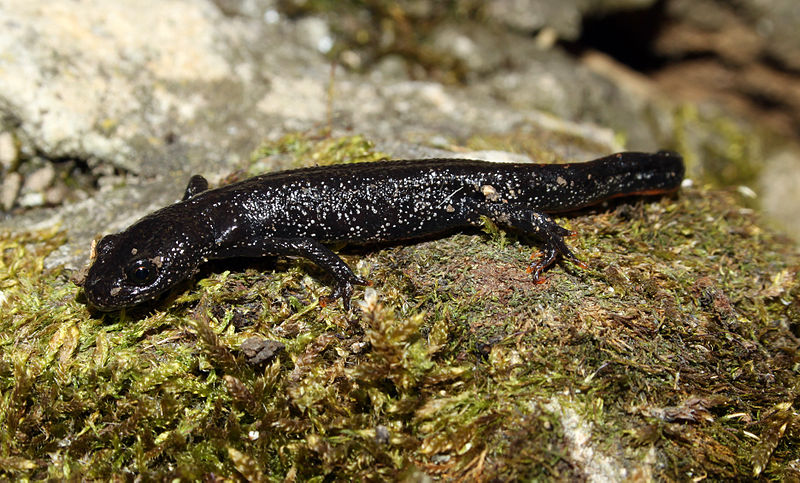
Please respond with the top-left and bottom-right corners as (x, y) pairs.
(481, 205), (587, 281)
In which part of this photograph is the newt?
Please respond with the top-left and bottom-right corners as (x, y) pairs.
(80, 151), (684, 311)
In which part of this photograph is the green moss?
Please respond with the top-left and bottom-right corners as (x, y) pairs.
(247, 133), (388, 176)
(673, 103), (766, 188)
(1, 134), (799, 480)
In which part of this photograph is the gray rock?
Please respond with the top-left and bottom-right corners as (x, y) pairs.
(661, 0), (800, 74)
(485, 0), (585, 39)
(1, 172), (21, 211)
(212, 0), (278, 18)
(0, 1), (272, 176)
(761, 0), (800, 71)
(17, 191), (45, 209)
(295, 16), (334, 54)
(759, 149), (800, 240)
(45, 183), (69, 206)
(240, 337), (285, 365)
(485, 0), (658, 40)
(0, 132), (19, 171)
(23, 164), (55, 192)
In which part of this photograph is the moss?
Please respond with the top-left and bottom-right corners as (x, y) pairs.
(247, 133), (388, 176)
(1, 134), (799, 479)
(673, 103), (766, 189)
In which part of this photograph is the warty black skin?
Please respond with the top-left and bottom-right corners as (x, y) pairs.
(82, 151), (685, 311)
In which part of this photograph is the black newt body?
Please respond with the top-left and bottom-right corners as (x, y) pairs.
(82, 151), (685, 311)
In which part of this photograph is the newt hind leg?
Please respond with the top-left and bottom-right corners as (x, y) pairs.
(481, 205), (587, 281)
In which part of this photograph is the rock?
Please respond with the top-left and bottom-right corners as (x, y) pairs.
(759, 149), (800, 240)
(23, 164), (55, 192)
(1, 172), (22, 211)
(45, 183), (69, 206)
(654, 0), (800, 136)
(0, 0), (261, 175)
(0, 132), (19, 171)
(485, 0), (584, 39)
(17, 191), (45, 209)
(374, 425), (390, 445)
(428, 21), (546, 78)
(295, 16), (333, 54)
(240, 337), (285, 366)
(485, 0), (657, 40)
(763, 3), (800, 72)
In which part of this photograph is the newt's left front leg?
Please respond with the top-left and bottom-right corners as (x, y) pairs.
(263, 238), (369, 309)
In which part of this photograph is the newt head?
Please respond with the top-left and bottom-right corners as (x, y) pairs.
(82, 209), (210, 311)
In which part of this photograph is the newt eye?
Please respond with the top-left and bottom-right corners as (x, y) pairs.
(125, 259), (158, 286)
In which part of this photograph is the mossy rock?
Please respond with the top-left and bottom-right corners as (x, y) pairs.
(1, 135), (798, 480)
